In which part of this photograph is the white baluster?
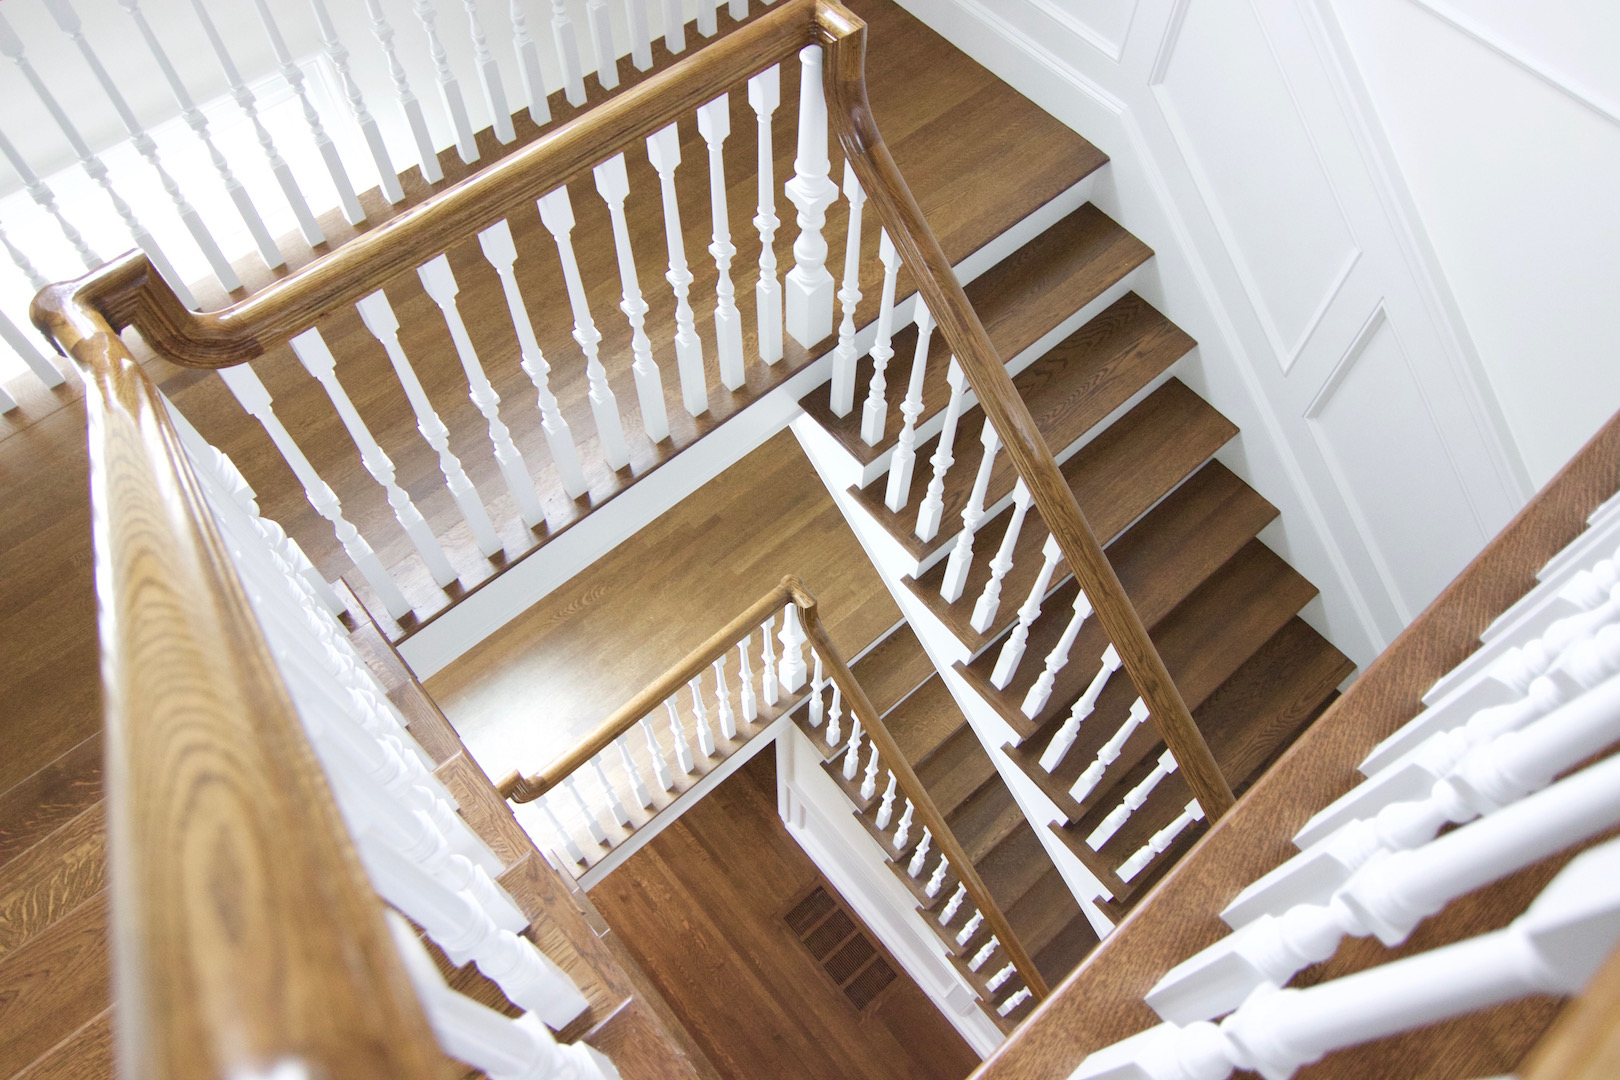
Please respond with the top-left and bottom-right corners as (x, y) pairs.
(1149, 750), (1620, 1025)
(778, 605), (808, 692)
(1072, 697), (1152, 804)
(507, 0), (552, 126)
(540, 797), (587, 863)
(310, 0), (403, 203)
(187, 0), (324, 245)
(885, 301), (934, 509)
(355, 290), (503, 557)
(664, 696), (696, 774)
(478, 219), (589, 498)
(713, 656), (736, 740)
(915, 358), (965, 542)
(1090, 748), (1177, 850)
(908, 827), (932, 877)
(585, 0), (617, 90)
(0, 309), (64, 391)
(1118, 798), (1202, 884)
(939, 882), (967, 925)
(418, 255), (546, 527)
(539, 186), (632, 469)
(728, 0), (746, 17)
(824, 684), (842, 749)
(858, 232), (900, 438)
(842, 718), (863, 780)
(737, 639), (758, 722)
(1024, 591), (1096, 719)
(970, 486), (1032, 635)
(784, 45), (836, 347)
(831, 163), (867, 416)
(45, 0), (241, 288)
(1039, 643), (1120, 773)
(942, 421), (1002, 602)
(0, 11), (190, 304)
(861, 741), (881, 800)
(659, 0), (685, 53)
(689, 675), (716, 757)
(986, 963), (1015, 993)
(623, 0), (652, 71)
(991, 534), (1064, 689)
(551, 0), (586, 106)
(968, 934), (998, 971)
(893, 799), (914, 851)
(955, 909), (984, 947)
(414, 0), (479, 162)
(615, 735), (653, 809)
(0, 129), (97, 270)
(591, 756), (630, 826)
(808, 652), (826, 725)
(0, 383), (15, 415)
(639, 716), (674, 792)
(290, 328), (458, 588)
(218, 365), (410, 619)
(925, 854), (949, 898)
(363, 0), (442, 183)
(875, 772), (898, 829)
(646, 123), (708, 417)
(562, 775), (610, 844)
(248, 0), (365, 224)
(460, 0), (515, 143)
(697, 94), (746, 390)
(997, 986), (1031, 1017)
(594, 153), (670, 444)
(695, 0), (716, 35)
(748, 65), (783, 365)
(761, 614), (780, 706)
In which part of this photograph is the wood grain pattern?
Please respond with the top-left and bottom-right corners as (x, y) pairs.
(0, 736), (102, 872)
(0, 891), (109, 1077)
(588, 751), (978, 1080)
(12, 1008), (113, 1080)
(973, 413), (1620, 1079)
(1520, 941), (1620, 1080)
(0, 803), (105, 961)
(29, 290), (449, 1079)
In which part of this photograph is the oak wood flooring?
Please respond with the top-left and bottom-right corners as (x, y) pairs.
(589, 751), (979, 1080)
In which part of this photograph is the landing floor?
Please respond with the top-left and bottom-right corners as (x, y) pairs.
(427, 428), (899, 787)
(590, 750), (979, 1080)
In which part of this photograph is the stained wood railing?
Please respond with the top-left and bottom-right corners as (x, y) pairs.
(499, 575), (1051, 1006)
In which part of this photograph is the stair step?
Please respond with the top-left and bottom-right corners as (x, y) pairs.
(0, 802), (105, 961)
(0, 735), (103, 871)
(977, 822), (1060, 915)
(852, 622), (938, 718)
(13, 1007), (112, 1080)
(1010, 539), (1319, 823)
(855, 290), (1192, 562)
(0, 889), (108, 1078)
(882, 673), (973, 766)
(1053, 617), (1351, 916)
(1032, 910), (1103, 989)
(1008, 869), (1093, 967)
(946, 777), (1028, 865)
(803, 203), (1142, 466)
(914, 724), (1000, 819)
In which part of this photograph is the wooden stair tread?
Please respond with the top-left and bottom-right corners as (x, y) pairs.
(0, 802), (105, 962)
(164, 0), (1107, 642)
(1006, 868), (1090, 965)
(945, 777), (1028, 865)
(12, 1008), (112, 1080)
(1032, 911), (1103, 989)
(803, 206), (1146, 466)
(963, 457), (1273, 743)
(976, 822), (1059, 916)
(0, 889), (109, 1078)
(1008, 539), (1320, 821)
(881, 673), (971, 766)
(853, 291), (1192, 559)
(0, 736), (103, 872)
(851, 622), (937, 717)
(913, 724), (1000, 818)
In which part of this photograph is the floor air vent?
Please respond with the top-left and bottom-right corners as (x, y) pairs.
(780, 883), (899, 1014)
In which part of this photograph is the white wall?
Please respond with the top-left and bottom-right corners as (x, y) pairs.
(1320, 0), (1620, 488)
(886, 0), (1611, 656)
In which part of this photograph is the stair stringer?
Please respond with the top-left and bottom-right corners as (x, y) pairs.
(790, 412), (1119, 939)
(395, 171), (1102, 681)
(775, 722), (1006, 1056)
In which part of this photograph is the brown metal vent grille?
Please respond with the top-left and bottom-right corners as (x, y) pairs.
(780, 884), (899, 1014)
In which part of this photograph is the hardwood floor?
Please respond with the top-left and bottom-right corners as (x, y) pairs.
(589, 750), (979, 1080)
(427, 428), (899, 783)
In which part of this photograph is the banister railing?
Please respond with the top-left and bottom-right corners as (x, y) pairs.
(499, 573), (1053, 1005)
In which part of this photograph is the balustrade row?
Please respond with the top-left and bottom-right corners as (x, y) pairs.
(1071, 490), (1620, 1079)
(0, 0), (772, 403)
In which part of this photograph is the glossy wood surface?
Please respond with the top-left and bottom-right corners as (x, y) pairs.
(589, 751), (979, 1080)
(975, 413), (1620, 1079)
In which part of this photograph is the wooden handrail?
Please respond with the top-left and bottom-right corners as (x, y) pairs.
(497, 578), (797, 801)
(796, 590), (1053, 1002)
(45, 0), (824, 368)
(32, 285), (450, 1077)
(817, 11), (1236, 822)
